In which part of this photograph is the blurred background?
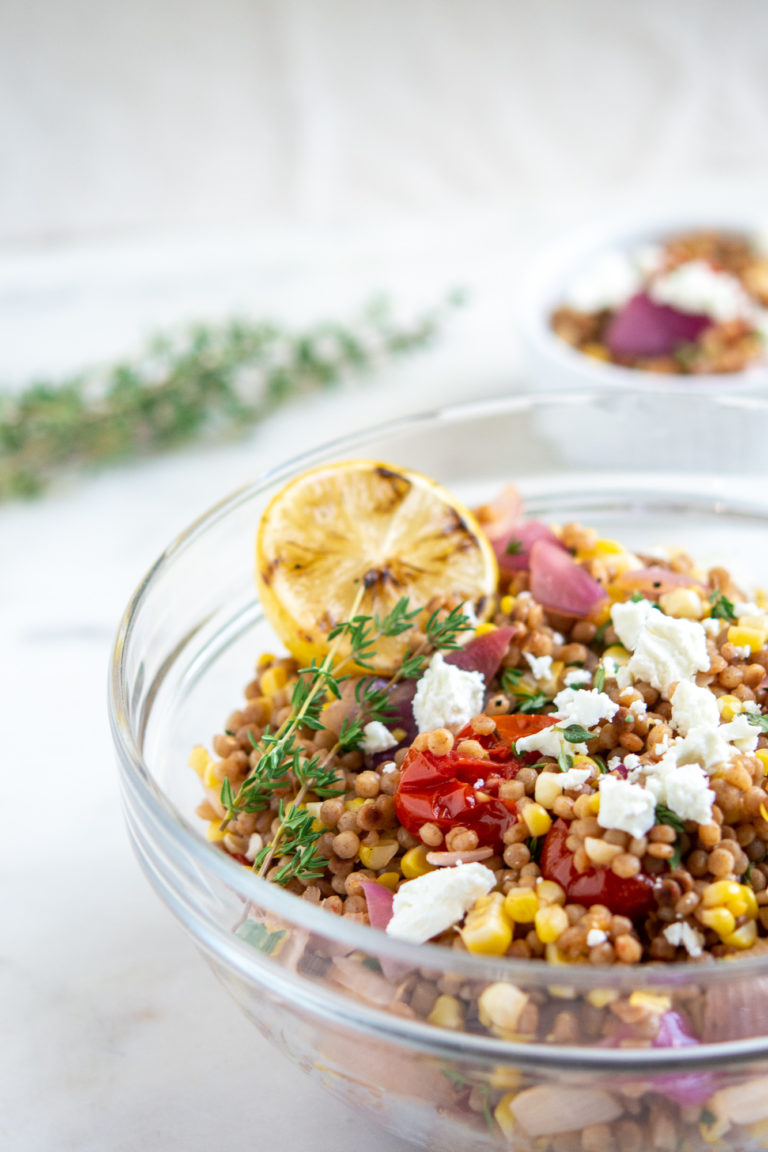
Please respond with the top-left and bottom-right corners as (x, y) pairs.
(6, 5), (768, 1151)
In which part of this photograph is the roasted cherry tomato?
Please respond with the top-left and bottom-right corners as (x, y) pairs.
(394, 714), (556, 850)
(540, 818), (656, 920)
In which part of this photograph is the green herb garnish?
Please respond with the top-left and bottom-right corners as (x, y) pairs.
(709, 590), (737, 622)
(235, 920), (286, 955)
(561, 723), (598, 744)
(505, 539), (524, 555)
(593, 664), (606, 692)
(748, 712), (768, 734)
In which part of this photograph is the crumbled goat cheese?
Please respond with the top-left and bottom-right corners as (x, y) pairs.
(733, 601), (762, 618)
(564, 667), (593, 688)
(361, 721), (399, 755)
(609, 752), (642, 774)
(628, 698), (647, 718)
(719, 713), (759, 753)
(586, 928), (608, 948)
(515, 725), (587, 760)
(386, 863), (496, 944)
(703, 617), (725, 638)
(649, 259), (756, 322)
(602, 656), (621, 680)
(553, 687), (620, 728)
(524, 652), (554, 682)
(731, 645), (753, 660)
(564, 249), (645, 312)
(597, 775), (656, 838)
(412, 652), (485, 734)
(663, 921), (705, 958)
(670, 680), (720, 736)
(611, 601), (710, 695)
(557, 766), (594, 789)
(663, 761), (716, 824)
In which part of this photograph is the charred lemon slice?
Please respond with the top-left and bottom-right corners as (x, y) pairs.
(255, 459), (497, 674)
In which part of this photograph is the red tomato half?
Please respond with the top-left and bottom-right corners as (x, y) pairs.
(540, 818), (656, 921)
(394, 714), (556, 850)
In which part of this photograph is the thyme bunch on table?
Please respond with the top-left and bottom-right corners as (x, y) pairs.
(0, 293), (462, 502)
(225, 594), (472, 886)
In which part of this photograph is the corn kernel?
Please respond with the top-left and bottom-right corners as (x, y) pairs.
(536, 879), (566, 906)
(727, 625), (767, 654)
(400, 845), (434, 878)
(461, 892), (513, 956)
(260, 665), (290, 696)
(500, 595), (515, 615)
(703, 881), (757, 919)
(494, 1094), (519, 1140)
(544, 946), (570, 968)
(203, 759), (220, 790)
(717, 695), (743, 722)
(359, 840), (398, 870)
(587, 988), (619, 1008)
(428, 994), (464, 1030)
(489, 1065), (523, 1091)
(521, 802), (552, 838)
(659, 587), (705, 620)
(344, 797), (366, 811)
(504, 887), (539, 923)
(188, 745), (211, 777)
(761, 802), (768, 823)
(584, 792), (600, 816)
(722, 920), (758, 950)
(603, 643), (630, 666)
(628, 991), (671, 1014)
(478, 981), (529, 1034)
(534, 903), (568, 943)
(756, 750), (768, 777)
(582, 342), (610, 362)
(205, 820), (226, 843)
(700, 907), (736, 937)
(375, 871), (400, 891)
(474, 622), (497, 637)
(534, 772), (563, 809)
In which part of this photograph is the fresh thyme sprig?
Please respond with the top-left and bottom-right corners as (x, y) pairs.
(226, 593), (473, 884)
(0, 293), (462, 501)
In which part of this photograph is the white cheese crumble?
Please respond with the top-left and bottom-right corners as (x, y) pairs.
(627, 698), (647, 718)
(663, 921), (705, 958)
(731, 645), (753, 660)
(670, 680), (720, 736)
(611, 601), (710, 696)
(515, 725), (586, 760)
(360, 721), (399, 755)
(563, 249), (645, 312)
(553, 687), (620, 728)
(649, 259), (756, 322)
(586, 928), (608, 948)
(524, 652), (554, 682)
(663, 761), (716, 824)
(597, 775), (656, 838)
(719, 713), (759, 753)
(564, 667), (593, 688)
(385, 863), (496, 944)
(557, 766), (594, 789)
(412, 651), (485, 734)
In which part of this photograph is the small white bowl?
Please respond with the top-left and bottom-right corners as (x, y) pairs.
(518, 209), (768, 394)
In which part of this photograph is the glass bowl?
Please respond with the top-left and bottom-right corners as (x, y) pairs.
(518, 209), (768, 395)
(110, 389), (768, 1152)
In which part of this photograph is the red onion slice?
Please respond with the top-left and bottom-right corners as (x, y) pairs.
(445, 625), (515, 681)
(606, 292), (712, 359)
(529, 539), (607, 617)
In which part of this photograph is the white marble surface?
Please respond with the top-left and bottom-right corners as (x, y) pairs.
(1, 216), (535, 1152)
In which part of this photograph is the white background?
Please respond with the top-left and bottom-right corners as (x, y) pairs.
(3, 3), (768, 1150)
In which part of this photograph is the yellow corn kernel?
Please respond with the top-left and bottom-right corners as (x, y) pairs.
(587, 988), (619, 1008)
(474, 622), (497, 637)
(344, 796), (366, 811)
(489, 1065), (523, 1091)
(494, 1094), (519, 1141)
(761, 802), (768, 823)
(584, 791), (601, 816)
(582, 342), (610, 362)
(205, 820), (226, 843)
(390, 727), (406, 742)
(757, 750), (768, 777)
(500, 595), (515, 615)
(400, 845), (435, 879)
(478, 981), (529, 1034)
(203, 759), (220, 790)
(260, 665), (290, 696)
(702, 881), (757, 918)
(592, 600), (612, 626)
(727, 625), (767, 654)
(717, 695), (743, 722)
(504, 887), (539, 923)
(461, 892), (513, 956)
(374, 871), (400, 891)
(534, 903), (569, 944)
(428, 994), (465, 1030)
(536, 879), (566, 906)
(722, 919), (758, 950)
(521, 802), (552, 838)
(572, 754), (597, 771)
(188, 745), (211, 777)
(604, 643), (630, 664)
(628, 991), (671, 1014)
(659, 587), (705, 620)
(700, 907), (736, 938)
(359, 840), (398, 870)
(534, 772), (563, 809)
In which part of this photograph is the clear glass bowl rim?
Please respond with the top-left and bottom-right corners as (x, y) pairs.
(109, 388), (768, 1070)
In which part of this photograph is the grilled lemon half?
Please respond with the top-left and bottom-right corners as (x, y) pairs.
(255, 459), (498, 674)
